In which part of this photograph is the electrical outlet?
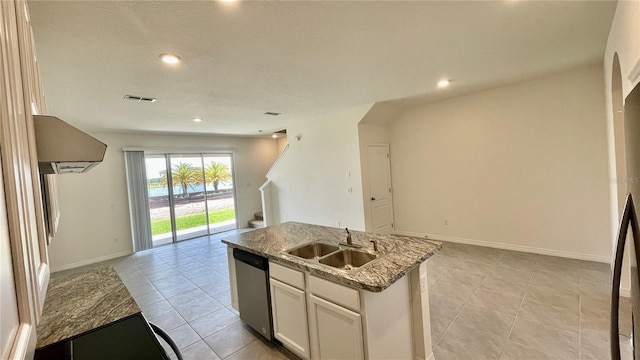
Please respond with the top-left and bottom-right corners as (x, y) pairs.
(113, 237), (119, 243)
(444, 219), (448, 225)
(336, 220), (340, 228)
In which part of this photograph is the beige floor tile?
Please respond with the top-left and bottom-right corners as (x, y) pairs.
(142, 299), (174, 318)
(460, 251), (503, 266)
(430, 279), (476, 302)
(148, 309), (187, 332)
(580, 294), (609, 321)
(454, 304), (515, 338)
(430, 313), (454, 344)
(429, 294), (465, 320)
(580, 317), (608, 340)
(486, 266), (533, 284)
(438, 321), (507, 359)
(133, 289), (165, 307)
(426, 261), (452, 279)
(204, 322), (258, 358)
(224, 339), (289, 360)
(208, 289), (232, 306)
(167, 324), (201, 350)
(581, 268), (611, 285)
(442, 268), (486, 289)
(175, 296), (224, 322)
(525, 283), (580, 311)
(468, 289), (522, 316)
(479, 276), (528, 299)
(177, 340), (221, 360)
(499, 340), (555, 360)
(497, 255), (538, 271)
(165, 287), (209, 308)
(453, 259), (492, 276)
(433, 345), (470, 360)
(189, 307), (240, 338)
(518, 299), (579, 332)
(427, 253), (460, 268)
(127, 281), (158, 297)
(530, 269), (581, 294)
(509, 318), (578, 359)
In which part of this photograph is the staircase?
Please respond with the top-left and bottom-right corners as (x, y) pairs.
(249, 211), (265, 228)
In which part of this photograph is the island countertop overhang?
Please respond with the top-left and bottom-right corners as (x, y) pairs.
(221, 222), (441, 292)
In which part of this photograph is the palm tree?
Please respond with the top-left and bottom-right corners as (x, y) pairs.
(205, 161), (232, 192)
(160, 162), (202, 197)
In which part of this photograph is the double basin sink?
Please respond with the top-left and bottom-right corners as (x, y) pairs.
(285, 242), (378, 271)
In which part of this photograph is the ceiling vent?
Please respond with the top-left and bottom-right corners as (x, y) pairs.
(124, 95), (156, 102)
(264, 112), (281, 116)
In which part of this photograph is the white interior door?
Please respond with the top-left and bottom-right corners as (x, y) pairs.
(367, 145), (394, 234)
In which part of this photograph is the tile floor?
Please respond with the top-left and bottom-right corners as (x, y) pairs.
(427, 242), (633, 360)
(55, 231), (634, 360)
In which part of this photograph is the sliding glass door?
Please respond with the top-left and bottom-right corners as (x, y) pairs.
(145, 152), (237, 246)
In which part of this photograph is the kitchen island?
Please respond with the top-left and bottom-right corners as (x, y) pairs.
(222, 222), (441, 360)
(34, 267), (171, 360)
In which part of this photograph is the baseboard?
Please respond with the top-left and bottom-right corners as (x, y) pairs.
(621, 287), (631, 298)
(51, 250), (133, 273)
(394, 230), (611, 264)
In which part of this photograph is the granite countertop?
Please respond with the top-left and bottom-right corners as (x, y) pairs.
(36, 267), (140, 349)
(222, 222), (441, 292)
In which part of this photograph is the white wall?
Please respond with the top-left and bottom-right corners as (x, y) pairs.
(603, 0), (640, 293)
(604, 2), (640, 241)
(268, 104), (372, 230)
(389, 64), (612, 261)
(358, 124), (390, 232)
(49, 132), (278, 270)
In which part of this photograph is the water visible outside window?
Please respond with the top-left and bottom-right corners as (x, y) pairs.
(145, 153), (237, 246)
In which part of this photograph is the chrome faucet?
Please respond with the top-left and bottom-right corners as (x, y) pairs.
(370, 239), (378, 252)
(339, 228), (361, 248)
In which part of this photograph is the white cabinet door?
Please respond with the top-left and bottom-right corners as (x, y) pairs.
(308, 294), (364, 360)
(270, 279), (310, 359)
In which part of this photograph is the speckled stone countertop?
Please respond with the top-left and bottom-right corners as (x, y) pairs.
(222, 222), (441, 292)
(36, 267), (140, 349)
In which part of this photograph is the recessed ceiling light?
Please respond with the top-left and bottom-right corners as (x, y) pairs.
(160, 53), (181, 65)
(193, 117), (202, 122)
(437, 79), (450, 88)
(272, 134), (278, 139)
(222, 0), (237, 2)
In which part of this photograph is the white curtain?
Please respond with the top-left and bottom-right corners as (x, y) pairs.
(124, 151), (153, 251)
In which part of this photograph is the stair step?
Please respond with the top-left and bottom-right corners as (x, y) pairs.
(254, 211), (264, 220)
(249, 219), (265, 228)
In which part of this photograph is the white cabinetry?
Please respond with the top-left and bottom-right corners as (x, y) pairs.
(269, 261), (310, 359)
(308, 294), (363, 360)
(270, 279), (310, 358)
(253, 258), (431, 360)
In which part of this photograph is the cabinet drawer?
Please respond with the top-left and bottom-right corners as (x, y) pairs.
(308, 275), (360, 312)
(269, 261), (305, 289)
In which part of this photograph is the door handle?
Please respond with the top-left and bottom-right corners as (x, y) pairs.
(371, 197), (376, 201)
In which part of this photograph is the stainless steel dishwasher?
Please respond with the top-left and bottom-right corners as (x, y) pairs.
(233, 248), (273, 341)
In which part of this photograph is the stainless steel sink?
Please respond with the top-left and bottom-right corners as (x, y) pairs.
(318, 249), (377, 270)
(287, 242), (340, 260)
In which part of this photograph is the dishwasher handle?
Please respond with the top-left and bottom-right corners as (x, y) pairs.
(233, 248), (268, 270)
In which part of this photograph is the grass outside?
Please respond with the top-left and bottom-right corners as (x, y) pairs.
(151, 208), (236, 235)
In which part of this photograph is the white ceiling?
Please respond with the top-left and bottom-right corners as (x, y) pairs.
(28, 1), (617, 136)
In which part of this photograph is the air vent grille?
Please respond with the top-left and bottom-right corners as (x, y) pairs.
(124, 95), (157, 102)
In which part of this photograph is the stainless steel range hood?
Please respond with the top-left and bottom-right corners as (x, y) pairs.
(33, 115), (107, 174)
